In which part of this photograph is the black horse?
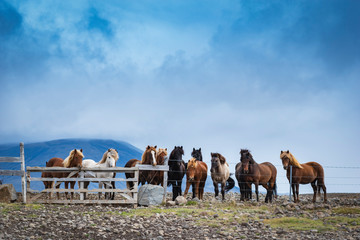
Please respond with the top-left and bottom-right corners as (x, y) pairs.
(168, 146), (186, 201)
(191, 148), (203, 161)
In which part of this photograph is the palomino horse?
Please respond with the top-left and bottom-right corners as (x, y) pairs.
(210, 153), (235, 200)
(149, 148), (167, 186)
(240, 149), (277, 203)
(82, 149), (119, 200)
(168, 146), (186, 201)
(191, 148), (203, 161)
(280, 150), (327, 203)
(125, 146), (157, 192)
(184, 157), (208, 200)
(45, 149), (83, 199)
(235, 162), (252, 201)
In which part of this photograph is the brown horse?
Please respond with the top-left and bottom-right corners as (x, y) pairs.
(235, 162), (252, 201)
(240, 149), (277, 203)
(184, 158), (208, 200)
(125, 145), (157, 191)
(45, 149), (83, 199)
(280, 150), (327, 203)
(149, 148), (167, 186)
(42, 158), (63, 198)
(210, 153), (234, 200)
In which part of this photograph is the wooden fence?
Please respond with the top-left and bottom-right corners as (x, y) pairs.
(0, 143), (26, 203)
(26, 160), (169, 206)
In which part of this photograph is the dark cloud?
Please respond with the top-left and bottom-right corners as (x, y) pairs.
(0, 0), (22, 36)
(87, 7), (113, 37)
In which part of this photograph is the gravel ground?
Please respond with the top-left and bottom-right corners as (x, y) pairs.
(0, 192), (359, 240)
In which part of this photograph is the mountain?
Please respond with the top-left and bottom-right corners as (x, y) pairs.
(0, 139), (142, 191)
(0, 138), (239, 194)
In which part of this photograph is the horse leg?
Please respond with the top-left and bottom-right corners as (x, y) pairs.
(178, 180), (183, 196)
(291, 183), (296, 202)
(311, 181), (317, 203)
(213, 182), (219, 198)
(195, 181), (200, 199)
(83, 181), (89, 200)
(192, 183), (196, 199)
(184, 181), (191, 198)
(318, 177), (327, 203)
(70, 181), (76, 200)
(262, 183), (270, 203)
(221, 182), (225, 201)
(64, 181), (69, 199)
(255, 183), (259, 202)
(111, 181), (116, 200)
(295, 184), (300, 203)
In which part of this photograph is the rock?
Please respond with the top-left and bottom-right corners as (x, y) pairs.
(175, 196), (187, 205)
(192, 197), (200, 202)
(166, 201), (176, 206)
(138, 184), (164, 206)
(0, 184), (18, 203)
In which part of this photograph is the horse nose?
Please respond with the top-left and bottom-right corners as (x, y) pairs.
(189, 177), (194, 181)
(283, 166), (288, 170)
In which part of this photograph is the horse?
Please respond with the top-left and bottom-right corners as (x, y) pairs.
(45, 149), (83, 199)
(42, 159), (62, 198)
(168, 146), (186, 201)
(149, 148), (167, 186)
(235, 162), (252, 201)
(191, 148), (203, 161)
(124, 146), (157, 193)
(184, 157), (208, 200)
(81, 149), (119, 200)
(210, 153), (235, 200)
(240, 149), (277, 203)
(280, 150), (327, 203)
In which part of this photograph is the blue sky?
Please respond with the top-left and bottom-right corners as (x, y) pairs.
(1, 0), (359, 193)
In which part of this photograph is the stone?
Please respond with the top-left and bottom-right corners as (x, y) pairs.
(0, 184), (18, 203)
(175, 196), (187, 205)
(138, 184), (164, 206)
(166, 201), (176, 206)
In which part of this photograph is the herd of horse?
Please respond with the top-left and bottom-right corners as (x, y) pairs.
(41, 146), (327, 203)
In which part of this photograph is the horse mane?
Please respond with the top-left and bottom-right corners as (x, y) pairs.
(187, 157), (197, 169)
(280, 151), (303, 169)
(63, 149), (84, 168)
(212, 153), (226, 164)
(169, 146), (184, 160)
(99, 149), (119, 164)
(157, 148), (167, 163)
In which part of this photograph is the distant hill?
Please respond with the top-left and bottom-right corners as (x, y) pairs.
(0, 138), (239, 194)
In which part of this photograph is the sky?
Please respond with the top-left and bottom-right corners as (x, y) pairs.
(0, 0), (359, 193)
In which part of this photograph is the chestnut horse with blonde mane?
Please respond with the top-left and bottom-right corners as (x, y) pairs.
(148, 148), (167, 186)
(184, 158), (208, 200)
(44, 149), (83, 199)
(280, 150), (327, 203)
(125, 145), (157, 192)
(240, 149), (277, 203)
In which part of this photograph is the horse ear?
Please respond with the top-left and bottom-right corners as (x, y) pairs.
(165, 148), (167, 151)
(281, 150), (283, 154)
(287, 150), (289, 153)
(80, 149), (83, 152)
(193, 148), (195, 151)
(108, 149), (111, 152)
(220, 155), (226, 164)
(154, 145), (157, 148)
(199, 148), (201, 151)
(181, 146), (183, 149)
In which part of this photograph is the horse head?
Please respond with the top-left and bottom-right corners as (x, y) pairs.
(64, 149), (83, 168)
(191, 148), (203, 161)
(186, 158), (197, 181)
(210, 153), (226, 171)
(157, 148), (168, 165)
(240, 149), (252, 173)
(142, 145), (157, 166)
(105, 152), (116, 168)
(280, 150), (303, 169)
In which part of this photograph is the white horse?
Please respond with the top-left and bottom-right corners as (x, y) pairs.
(82, 149), (119, 200)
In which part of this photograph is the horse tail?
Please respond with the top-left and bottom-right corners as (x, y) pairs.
(273, 181), (277, 199)
(225, 176), (235, 192)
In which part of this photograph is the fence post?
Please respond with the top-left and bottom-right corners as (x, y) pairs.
(288, 165), (292, 202)
(79, 171), (84, 201)
(162, 157), (169, 203)
(133, 167), (139, 208)
(20, 142), (26, 204)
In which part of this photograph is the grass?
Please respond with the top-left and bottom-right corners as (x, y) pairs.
(324, 216), (360, 227)
(333, 207), (360, 215)
(264, 217), (333, 232)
